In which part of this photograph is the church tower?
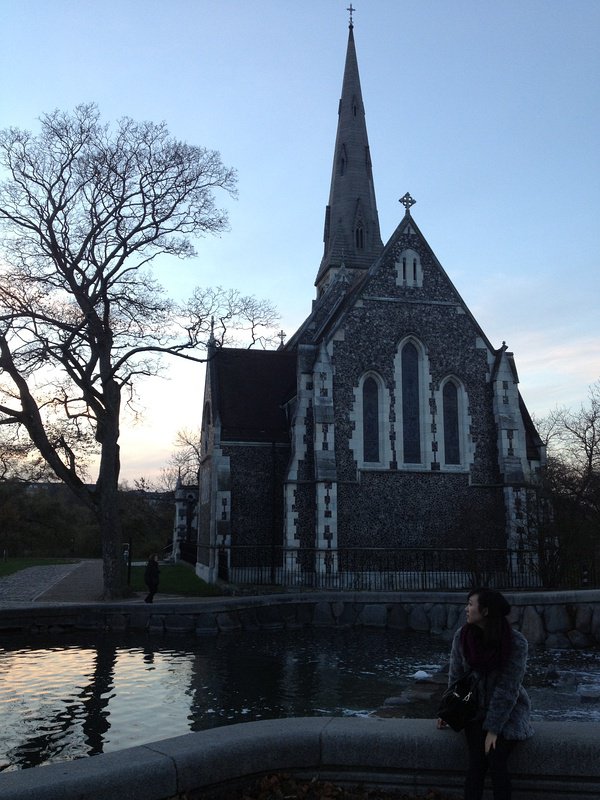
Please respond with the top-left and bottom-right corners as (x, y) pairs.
(315, 15), (383, 295)
(194, 12), (546, 589)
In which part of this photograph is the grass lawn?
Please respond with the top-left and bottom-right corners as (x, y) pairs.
(0, 557), (76, 579)
(129, 563), (223, 596)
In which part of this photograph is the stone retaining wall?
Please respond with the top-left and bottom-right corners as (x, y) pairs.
(1, 718), (598, 800)
(1, 590), (600, 648)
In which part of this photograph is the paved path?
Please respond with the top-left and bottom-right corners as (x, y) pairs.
(0, 560), (196, 606)
(0, 560), (110, 605)
(0, 561), (92, 602)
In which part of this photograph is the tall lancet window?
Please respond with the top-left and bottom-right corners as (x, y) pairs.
(363, 376), (380, 462)
(443, 381), (461, 465)
(402, 343), (421, 463)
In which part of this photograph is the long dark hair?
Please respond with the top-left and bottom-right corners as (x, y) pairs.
(468, 587), (511, 647)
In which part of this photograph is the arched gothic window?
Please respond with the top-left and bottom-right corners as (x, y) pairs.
(443, 381), (460, 465)
(402, 343), (421, 463)
(362, 376), (380, 462)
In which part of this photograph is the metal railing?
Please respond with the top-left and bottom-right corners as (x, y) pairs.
(208, 545), (599, 591)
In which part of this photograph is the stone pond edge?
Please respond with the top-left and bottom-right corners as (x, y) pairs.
(2, 592), (600, 799)
(1, 590), (600, 648)
(1, 717), (599, 800)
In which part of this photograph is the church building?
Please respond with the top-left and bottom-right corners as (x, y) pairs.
(192, 19), (545, 588)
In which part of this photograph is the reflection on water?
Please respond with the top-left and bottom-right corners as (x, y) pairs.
(0, 629), (598, 771)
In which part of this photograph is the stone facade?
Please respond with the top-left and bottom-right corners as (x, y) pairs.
(195, 22), (544, 586)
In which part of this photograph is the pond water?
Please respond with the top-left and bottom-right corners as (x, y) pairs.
(1, 628), (599, 771)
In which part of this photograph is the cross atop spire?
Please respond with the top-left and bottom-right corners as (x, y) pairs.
(347, 4), (355, 28)
(400, 192), (416, 215)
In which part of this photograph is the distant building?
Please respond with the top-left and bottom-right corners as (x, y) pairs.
(173, 475), (198, 561)
(194, 20), (545, 587)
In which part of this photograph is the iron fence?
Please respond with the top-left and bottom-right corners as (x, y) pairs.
(208, 545), (599, 591)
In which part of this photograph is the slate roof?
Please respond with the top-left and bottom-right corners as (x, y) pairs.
(213, 348), (297, 443)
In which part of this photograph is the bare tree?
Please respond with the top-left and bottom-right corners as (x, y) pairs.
(0, 104), (278, 597)
(533, 381), (600, 584)
(536, 381), (600, 514)
(162, 427), (202, 489)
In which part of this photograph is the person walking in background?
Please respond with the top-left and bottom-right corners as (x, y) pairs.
(437, 588), (533, 800)
(144, 554), (160, 603)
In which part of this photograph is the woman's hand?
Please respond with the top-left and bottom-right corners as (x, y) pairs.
(436, 718), (448, 729)
(485, 731), (498, 753)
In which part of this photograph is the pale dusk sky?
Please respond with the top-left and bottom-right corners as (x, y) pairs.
(1, 1), (599, 483)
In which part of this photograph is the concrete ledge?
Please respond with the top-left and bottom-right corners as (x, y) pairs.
(0, 743), (177, 800)
(1, 718), (599, 800)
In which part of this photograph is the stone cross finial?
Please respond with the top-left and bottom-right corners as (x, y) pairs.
(278, 329), (287, 346)
(400, 192), (416, 214)
(347, 4), (355, 27)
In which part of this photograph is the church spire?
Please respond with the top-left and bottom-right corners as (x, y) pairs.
(315, 16), (383, 293)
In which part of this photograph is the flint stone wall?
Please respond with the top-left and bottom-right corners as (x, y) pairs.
(1, 590), (599, 649)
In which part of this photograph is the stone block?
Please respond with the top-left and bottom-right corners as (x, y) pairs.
(429, 603), (447, 634)
(545, 632), (572, 649)
(255, 605), (284, 630)
(520, 606), (546, 645)
(237, 607), (261, 630)
(313, 602), (335, 626)
(590, 606), (600, 642)
(331, 601), (345, 619)
(195, 613), (218, 636)
(295, 603), (314, 626)
(279, 603), (302, 628)
(508, 606), (521, 626)
(127, 609), (153, 630)
(388, 604), (409, 630)
(543, 605), (571, 634)
(567, 629), (592, 649)
(356, 604), (387, 627)
(164, 615), (195, 634)
(107, 613), (127, 631)
(446, 604), (464, 632)
(216, 612), (241, 632)
(575, 604), (592, 633)
(147, 615), (165, 634)
(408, 605), (430, 632)
(337, 603), (358, 628)
(76, 613), (105, 630)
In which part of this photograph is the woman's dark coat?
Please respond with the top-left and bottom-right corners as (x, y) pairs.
(448, 625), (534, 740)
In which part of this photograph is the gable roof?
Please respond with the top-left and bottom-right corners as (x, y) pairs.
(288, 209), (498, 355)
(212, 348), (297, 443)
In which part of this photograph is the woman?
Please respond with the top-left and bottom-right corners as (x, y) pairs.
(437, 588), (533, 800)
(144, 554), (160, 603)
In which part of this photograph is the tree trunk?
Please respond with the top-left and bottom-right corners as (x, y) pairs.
(97, 380), (125, 599)
(99, 481), (124, 599)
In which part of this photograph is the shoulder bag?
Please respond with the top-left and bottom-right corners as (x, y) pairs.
(437, 672), (480, 732)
